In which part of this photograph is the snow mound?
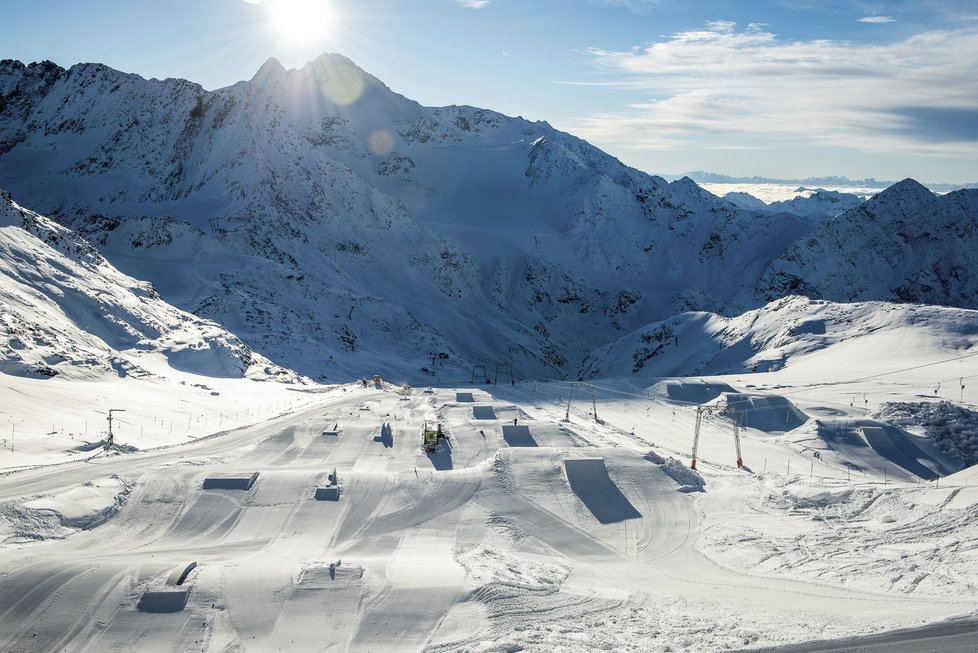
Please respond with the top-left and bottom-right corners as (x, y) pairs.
(473, 406), (497, 420)
(644, 452), (706, 491)
(872, 401), (978, 467)
(810, 418), (961, 480)
(1, 476), (131, 545)
(655, 379), (737, 405)
(718, 393), (808, 432)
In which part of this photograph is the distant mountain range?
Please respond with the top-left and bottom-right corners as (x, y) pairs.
(1, 54), (977, 382)
(670, 171), (977, 193)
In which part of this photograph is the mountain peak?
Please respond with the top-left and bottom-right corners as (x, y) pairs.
(865, 178), (936, 210)
(250, 56), (287, 85)
(303, 52), (359, 71)
(297, 52), (375, 88)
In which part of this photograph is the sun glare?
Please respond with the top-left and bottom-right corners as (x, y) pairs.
(267, 0), (335, 44)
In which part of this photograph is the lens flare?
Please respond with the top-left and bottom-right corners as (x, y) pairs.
(369, 130), (395, 155)
(322, 58), (365, 106)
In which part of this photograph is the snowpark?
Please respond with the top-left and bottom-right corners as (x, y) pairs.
(2, 333), (978, 651)
(1, 49), (977, 651)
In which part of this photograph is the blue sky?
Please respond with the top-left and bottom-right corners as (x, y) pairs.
(3, 0), (977, 183)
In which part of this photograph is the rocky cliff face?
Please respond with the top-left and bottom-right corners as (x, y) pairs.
(1, 55), (975, 381)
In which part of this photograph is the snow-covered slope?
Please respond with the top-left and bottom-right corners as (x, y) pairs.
(580, 295), (978, 379)
(1, 56), (976, 381)
(0, 189), (297, 382)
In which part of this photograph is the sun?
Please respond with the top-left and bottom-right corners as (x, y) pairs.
(267, 0), (335, 44)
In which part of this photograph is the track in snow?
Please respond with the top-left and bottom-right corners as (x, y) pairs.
(0, 384), (973, 652)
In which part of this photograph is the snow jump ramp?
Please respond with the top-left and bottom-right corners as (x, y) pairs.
(315, 486), (341, 501)
(860, 426), (944, 480)
(662, 380), (736, 404)
(137, 589), (190, 613)
(563, 458), (641, 524)
(502, 424), (537, 447)
(472, 406), (497, 420)
(722, 393), (808, 432)
(202, 472), (259, 490)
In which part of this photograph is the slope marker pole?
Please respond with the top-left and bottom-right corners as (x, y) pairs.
(690, 406), (704, 470)
(590, 384), (598, 421)
(565, 383), (575, 421)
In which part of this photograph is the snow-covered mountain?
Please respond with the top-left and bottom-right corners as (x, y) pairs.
(1, 55), (976, 381)
(0, 190), (297, 382)
(757, 179), (978, 306)
(724, 189), (866, 218)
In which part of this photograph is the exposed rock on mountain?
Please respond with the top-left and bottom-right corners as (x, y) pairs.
(757, 180), (978, 307)
(0, 190), (297, 382)
(1, 55), (976, 380)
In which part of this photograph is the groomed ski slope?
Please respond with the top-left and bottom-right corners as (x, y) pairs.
(1, 374), (977, 652)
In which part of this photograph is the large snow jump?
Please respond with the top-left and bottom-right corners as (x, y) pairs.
(472, 406), (497, 420)
(563, 458), (641, 524)
(860, 426), (945, 480)
(502, 424), (537, 447)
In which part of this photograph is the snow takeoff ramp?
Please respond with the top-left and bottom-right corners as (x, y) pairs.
(502, 424), (537, 447)
(860, 426), (944, 480)
(315, 486), (340, 501)
(563, 458), (641, 524)
(472, 406), (497, 420)
(137, 589), (190, 613)
(202, 472), (259, 490)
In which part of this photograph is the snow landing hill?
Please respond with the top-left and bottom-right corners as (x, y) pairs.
(1, 55), (977, 381)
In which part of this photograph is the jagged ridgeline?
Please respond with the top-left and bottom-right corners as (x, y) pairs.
(1, 55), (977, 381)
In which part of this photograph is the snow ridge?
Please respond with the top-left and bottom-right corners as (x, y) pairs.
(1, 56), (977, 381)
(0, 191), (298, 382)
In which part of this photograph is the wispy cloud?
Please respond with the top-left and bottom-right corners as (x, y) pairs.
(455, 0), (490, 8)
(584, 0), (665, 12)
(566, 21), (978, 158)
(858, 15), (897, 23)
